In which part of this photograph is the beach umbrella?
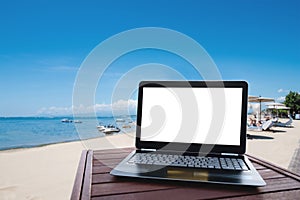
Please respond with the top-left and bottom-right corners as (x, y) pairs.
(248, 96), (274, 120)
(275, 106), (290, 110)
(266, 102), (285, 109)
(248, 95), (259, 101)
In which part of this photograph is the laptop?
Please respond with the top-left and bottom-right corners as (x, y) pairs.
(110, 81), (266, 186)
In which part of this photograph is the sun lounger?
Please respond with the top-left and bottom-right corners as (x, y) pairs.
(248, 120), (273, 132)
(273, 116), (294, 128)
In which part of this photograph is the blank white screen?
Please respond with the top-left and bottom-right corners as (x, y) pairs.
(141, 87), (242, 146)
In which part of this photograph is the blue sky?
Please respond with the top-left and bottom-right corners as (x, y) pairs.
(0, 0), (299, 116)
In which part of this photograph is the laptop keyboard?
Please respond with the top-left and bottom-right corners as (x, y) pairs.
(128, 153), (249, 171)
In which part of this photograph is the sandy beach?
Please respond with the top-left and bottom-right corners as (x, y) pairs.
(247, 119), (300, 169)
(0, 120), (299, 199)
(0, 133), (134, 200)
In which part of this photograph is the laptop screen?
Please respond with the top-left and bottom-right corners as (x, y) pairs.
(136, 81), (248, 154)
(140, 87), (242, 146)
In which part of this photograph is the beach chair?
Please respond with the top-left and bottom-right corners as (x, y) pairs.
(273, 116), (294, 128)
(247, 120), (273, 132)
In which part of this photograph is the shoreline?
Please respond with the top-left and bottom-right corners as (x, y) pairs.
(0, 134), (115, 152)
(0, 131), (135, 152)
(0, 139), (82, 152)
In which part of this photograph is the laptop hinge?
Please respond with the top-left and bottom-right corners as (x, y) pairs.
(221, 153), (239, 156)
(141, 148), (156, 152)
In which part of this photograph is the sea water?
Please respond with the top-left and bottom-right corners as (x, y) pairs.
(0, 116), (136, 150)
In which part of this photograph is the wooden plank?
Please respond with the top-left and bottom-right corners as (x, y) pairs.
(247, 154), (300, 181)
(91, 182), (175, 197)
(90, 188), (199, 200)
(81, 150), (93, 200)
(92, 173), (123, 184)
(90, 187), (249, 200)
(93, 158), (122, 166)
(91, 180), (259, 200)
(262, 177), (300, 191)
(92, 165), (113, 174)
(251, 162), (266, 170)
(221, 189), (300, 199)
(93, 152), (131, 160)
(71, 150), (88, 200)
(91, 177), (300, 199)
(258, 168), (286, 180)
(93, 148), (134, 155)
(92, 188), (300, 200)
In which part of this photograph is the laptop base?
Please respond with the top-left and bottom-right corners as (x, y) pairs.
(110, 150), (266, 187)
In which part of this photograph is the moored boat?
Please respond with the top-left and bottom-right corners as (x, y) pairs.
(61, 118), (73, 123)
(97, 124), (120, 134)
(116, 118), (125, 122)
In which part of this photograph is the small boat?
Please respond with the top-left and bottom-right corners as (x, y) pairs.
(97, 125), (106, 131)
(61, 118), (73, 123)
(102, 128), (120, 134)
(98, 125), (120, 134)
(116, 118), (125, 122)
(74, 120), (82, 123)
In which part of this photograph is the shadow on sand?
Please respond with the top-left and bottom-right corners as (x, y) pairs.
(269, 129), (287, 133)
(247, 128), (287, 140)
(247, 134), (274, 140)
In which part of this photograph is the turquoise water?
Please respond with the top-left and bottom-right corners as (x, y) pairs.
(0, 116), (136, 150)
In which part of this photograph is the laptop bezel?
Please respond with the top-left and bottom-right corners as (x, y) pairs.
(135, 80), (248, 154)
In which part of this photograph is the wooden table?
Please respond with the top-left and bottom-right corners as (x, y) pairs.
(71, 148), (300, 200)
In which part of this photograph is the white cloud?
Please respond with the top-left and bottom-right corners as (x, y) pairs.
(36, 99), (137, 117)
(276, 96), (286, 102)
(111, 99), (137, 112)
(37, 106), (73, 116)
(94, 99), (137, 116)
(277, 89), (289, 93)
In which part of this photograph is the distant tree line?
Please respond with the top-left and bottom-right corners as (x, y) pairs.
(284, 91), (300, 118)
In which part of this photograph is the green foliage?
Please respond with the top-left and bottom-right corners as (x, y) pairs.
(284, 91), (300, 115)
(277, 110), (289, 118)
